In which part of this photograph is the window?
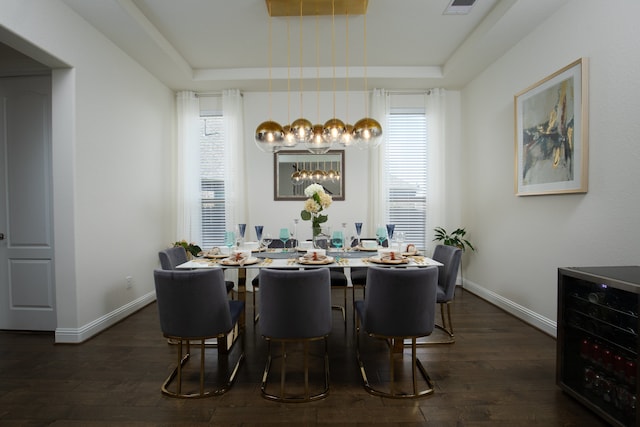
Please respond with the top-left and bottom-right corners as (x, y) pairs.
(385, 110), (428, 248)
(200, 115), (226, 248)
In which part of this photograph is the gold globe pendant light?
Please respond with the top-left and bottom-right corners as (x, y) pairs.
(322, 0), (345, 144)
(340, 8), (355, 146)
(255, 120), (285, 152)
(255, 0), (283, 152)
(282, 14), (297, 147)
(353, 4), (382, 147)
(290, 0), (314, 145)
(306, 8), (331, 154)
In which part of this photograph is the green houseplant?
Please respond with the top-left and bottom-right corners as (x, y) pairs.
(173, 240), (202, 257)
(433, 227), (475, 252)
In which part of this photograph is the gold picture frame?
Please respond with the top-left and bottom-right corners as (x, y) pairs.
(514, 58), (588, 196)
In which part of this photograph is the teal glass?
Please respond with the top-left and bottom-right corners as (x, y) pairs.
(279, 228), (290, 252)
(224, 231), (236, 252)
(376, 226), (387, 247)
(331, 230), (344, 252)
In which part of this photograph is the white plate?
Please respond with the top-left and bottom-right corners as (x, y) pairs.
(368, 256), (409, 265)
(220, 256), (260, 266)
(297, 256), (335, 265)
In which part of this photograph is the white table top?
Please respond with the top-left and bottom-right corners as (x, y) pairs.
(177, 250), (442, 270)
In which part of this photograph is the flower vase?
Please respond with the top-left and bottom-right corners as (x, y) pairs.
(313, 225), (330, 249)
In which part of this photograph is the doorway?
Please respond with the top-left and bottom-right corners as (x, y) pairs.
(0, 74), (56, 330)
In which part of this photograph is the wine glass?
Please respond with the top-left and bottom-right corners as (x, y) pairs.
(331, 230), (344, 253)
(291, 219), (299, 249)
(262, 232), (272, 250)
(385, 224), (395, 241)
(279, 228), (290, 252)
(395, 231), (406, 252)
(354, 222), (363, 247)
(224, 230), (236, 254)
(237, 223), (246, 246)
(376, 225), (387, 248)
(255, 225), (264, 243)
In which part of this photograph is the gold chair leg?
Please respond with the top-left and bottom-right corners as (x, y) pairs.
(161, 333), (245, 398)
(415, 302), (455, 346)
(261, 337), (329, 402)
(356, 332), (435, 399)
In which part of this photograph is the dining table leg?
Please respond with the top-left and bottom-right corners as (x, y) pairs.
(217, 267), (246, 354)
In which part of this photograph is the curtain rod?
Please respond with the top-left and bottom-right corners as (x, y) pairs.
(385, 89), (433, 95)
(195, 91), (244, 98)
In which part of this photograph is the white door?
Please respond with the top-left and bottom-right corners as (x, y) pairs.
(0, 75), (56, 330)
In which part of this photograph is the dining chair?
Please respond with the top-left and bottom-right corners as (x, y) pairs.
(153, 269), (245, 398)
(158, 246), (234, 296)
(250, 238), (292, 323)
(354, 265), (438, 398)
(349, 238), (387, 304)
(421, 244), (462, 345)
(259, 268), (332, 402)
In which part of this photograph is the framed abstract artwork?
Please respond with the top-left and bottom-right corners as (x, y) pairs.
(514, 58), (589, 196)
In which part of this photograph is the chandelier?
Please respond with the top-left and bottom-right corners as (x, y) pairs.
(254, 0), (382, 154)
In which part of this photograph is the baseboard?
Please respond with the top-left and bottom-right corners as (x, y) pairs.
(54, 291), (156, 344)
(461, 280), (557, 338)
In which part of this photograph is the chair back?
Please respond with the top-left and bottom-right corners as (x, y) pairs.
(259, 268), (332, 339)
(432, 244), (462, 302)
(158, 246), (188, 270)
(361, 265), (438, 337)
(153, 269), (236, 338)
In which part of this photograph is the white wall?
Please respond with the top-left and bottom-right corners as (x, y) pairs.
(461, 0), (640, 335)
(0, 0), (175, 341)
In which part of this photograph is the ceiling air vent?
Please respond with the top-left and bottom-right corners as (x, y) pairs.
(443, 0), (476, 15)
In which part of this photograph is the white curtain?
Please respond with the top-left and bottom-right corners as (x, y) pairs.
(367, 88), (389, 236)
(176, 91), (201, 244)
(425, 88), (446, 252)
(222, 89), (246, 230)
(222, 89), (246, 288)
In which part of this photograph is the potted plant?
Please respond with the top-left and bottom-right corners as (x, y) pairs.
(433, 227), (475, 252)
(173, 240), (202, 258)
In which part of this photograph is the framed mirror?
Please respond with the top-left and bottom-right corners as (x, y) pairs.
(274, 150), (345, 201)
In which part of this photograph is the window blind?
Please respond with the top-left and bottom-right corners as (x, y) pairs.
(385, 112), (428, 249)
(200, 115), (226, 248)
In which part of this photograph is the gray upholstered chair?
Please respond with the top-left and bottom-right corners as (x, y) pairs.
(350, 238), (387, 304)
(158, 246), (188, 270)
(249, 238), (289, 323)
(153, 269), (245, 398)
(158, 246), (234, 295)
(354, 265), (438, 398)
(428, 244), (463, 344)
(259, 268), (332, 402)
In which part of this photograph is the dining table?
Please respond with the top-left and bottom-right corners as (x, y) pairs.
(177, 247), (443, 353)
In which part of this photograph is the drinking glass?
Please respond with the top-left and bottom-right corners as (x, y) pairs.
(255, 225), (264, 243)
(331, 230), (344, 253)
(262, 232), (272, 249)
(354, 222), (363, 246)
(292, 219), (299, 249)
(224, 231), (236, 253)
(279, 228), (290, 252)
(376, 225), (387, 247)
(395, 231), (406, 251)
(237, 223), (246, 248)
(385, 224), (395, 241)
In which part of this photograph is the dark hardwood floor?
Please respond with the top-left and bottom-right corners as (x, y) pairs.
(0, 286), (608, 426)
